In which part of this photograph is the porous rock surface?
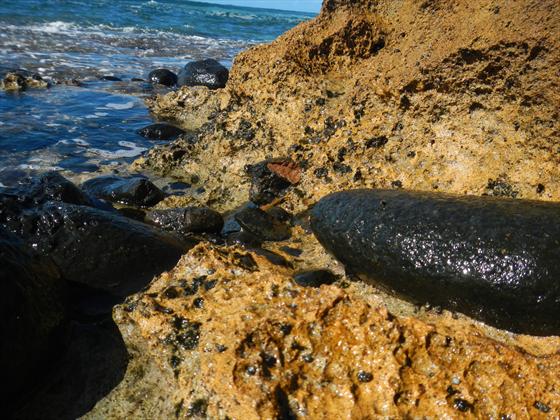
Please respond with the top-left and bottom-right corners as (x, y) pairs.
(88, 244), (560, 418)
(136, 0), (560, 212)
(93, 0), (560, 417)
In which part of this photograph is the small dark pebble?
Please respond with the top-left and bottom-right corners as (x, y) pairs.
(279, 324), (293, 335)
(261, 353), (277, 367)
(216, 344), (227, 353)
(303, 354), (314, 363)
(233, 252), (258, 271)
(357, 371), (373, 383)
(193, 297), (204, 309)
(146, 207), (224, 236)
(453, 398), (474, 412)
(137, 123), (185, 141)
(153, 302), (174, 314)
(266, 206), (293, 223)
(148, 68), (178, 87)
(534, 401), (551, 413)
(536, 183), (545, 194)
(293, 269), (338, 288)
(170, 355), (182, 369)
(365, 136), (388, 148)
(187, 399), (208, 417)
(234, 207), (291, 242)
(99, 75), (121, 81)
(204, 279), (217, 291)
(391, 180), (403, 188)
(246, 365), (257, 375)
(163, 286), (180, 299)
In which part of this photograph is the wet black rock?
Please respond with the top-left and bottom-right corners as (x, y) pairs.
(81, 175), (165, 207)
(0, 173), (113, 225)
(146, 207), (224, 237)
(177, 59), (229, 90)
(137, 122), (186, 140)
(266, 206), (293, 224)
(310, 189), (560, 336)
(29, 203), (192, 296)
(234, 207), (291, 242)
(148, 68), (178, 87)
(245, 159), (294, 205)
(293, 270), (338, 288)
(99, 75), (122, 81)
(0, 228), (66, 411)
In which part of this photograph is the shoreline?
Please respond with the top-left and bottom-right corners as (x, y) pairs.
(2, 0), (560, 417)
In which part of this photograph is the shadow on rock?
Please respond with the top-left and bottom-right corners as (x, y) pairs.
(13, 319), (129, 420)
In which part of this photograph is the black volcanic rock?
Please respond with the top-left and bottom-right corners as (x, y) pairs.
(311, 189), (560, 336)
(177, 59), (229, 90)
(81, 175), (165, 207)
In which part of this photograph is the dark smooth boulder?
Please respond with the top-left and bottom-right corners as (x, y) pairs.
(177, 59), (229, 90)
(0, 228), (66, 410)
(146, 207), (223, 237)
(11, 202), (194, 296)
(234, 207), (291, 242)
(81, 175), (165, 207)
(311, 189), (560, 336)
(137, 123), (185, 140)
(148, 68), (178, 87)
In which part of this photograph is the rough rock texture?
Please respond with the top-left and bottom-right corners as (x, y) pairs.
(137, 0), (560, 213)
(93, 0), (560, 417)
(88, 244), (560, 418)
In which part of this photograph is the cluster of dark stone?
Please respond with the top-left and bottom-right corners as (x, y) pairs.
(147, 58), (229, 90)
(0, 169), (300, 417)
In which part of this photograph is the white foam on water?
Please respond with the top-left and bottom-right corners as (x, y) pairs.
(89, 144), (147, 158)
(94, 112), (108, 117)
(105, 101), (135, 110)
(18, 163), (63, 171)
(72, 138), (90, 146)
(0, 182), (6, 188)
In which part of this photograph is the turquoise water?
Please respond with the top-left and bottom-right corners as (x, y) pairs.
(0, 0), (314, 185)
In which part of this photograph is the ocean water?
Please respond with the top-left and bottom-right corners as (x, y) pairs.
(0, 0), (314, 186)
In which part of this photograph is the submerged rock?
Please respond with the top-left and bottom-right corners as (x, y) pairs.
(81, 175), (165, 207)
(146, 207), (224, 237)
(0, 228), (66, 411)
(1, 71), (49, 90)
(311, 189), (560, 336)
(137, 123), (185, 140)
(148, 68), (178, 87)
(177, 59), (229, 90)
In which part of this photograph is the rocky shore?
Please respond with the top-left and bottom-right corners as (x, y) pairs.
(3, 0), (560, 418)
